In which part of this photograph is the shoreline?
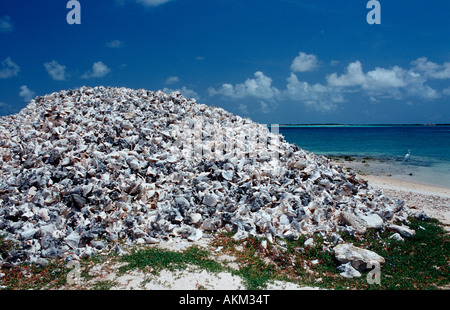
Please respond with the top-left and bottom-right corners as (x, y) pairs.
(332, 159), (450, 228)
(329, 155), (450, 190)
(362, 174), (450, 198)
(362, 174), (450, 229)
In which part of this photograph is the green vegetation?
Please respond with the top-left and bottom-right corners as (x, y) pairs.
(118, 245), (223, 275)
(0, 217), (448, 290)
(211, 217), (449, 289)
(92, 280), (117, 290)
(358, 218), (450, 289)
(0, 260), (69, 290)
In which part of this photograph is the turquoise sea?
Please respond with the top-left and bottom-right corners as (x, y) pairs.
(278, 125), (450, 189)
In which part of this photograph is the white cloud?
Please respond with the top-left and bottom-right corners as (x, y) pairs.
(19, 85), (35, 102)
(208, 83), (233, 97)
(326, 60), (442, 100)
(285, 73), (342, 111)
(326, 61), (367, 87)
(290, 52), (319, 72)
(209, 55), (448, 115)
(406, 84), (440, 100)
(411, 57), (450, 79)
(286, 73), (326, 100)
(209, 70), (340, 113)
(0, 15), (13, 33)
(402, 71), (440, 100)
(208, 71), (280, 100)
(106, 40), (124, 48)
(136, 0), (171, 7)
(165, 76), (179, 84)
(44, 60), (68, 81)
(365, 66), (407, 89)
(0, 57), (20, 79)
(163, 86), (199, 99)
(82, 61), (111, 78)
(327, 61), (408, 90)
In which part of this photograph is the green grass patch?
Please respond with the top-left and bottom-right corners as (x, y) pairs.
(323, 217), (449, 289)
(366, 218), (449, 289)
(118, 245), (223, 276)
(211, 217), (449, 290)
(92, 280), (117, 290)
(0, 260), (70, 290)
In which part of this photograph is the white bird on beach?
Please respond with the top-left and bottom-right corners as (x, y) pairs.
(404, 149), (411, 161)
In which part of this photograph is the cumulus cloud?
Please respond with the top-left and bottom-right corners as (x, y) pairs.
(402, 70), (440, 99)
(136, 0), (171, 7)
(44, 60), (68, 81)
(327, 61), (367, 88)
(285, 73), (342, 111)
(327, 61), (409, 89)
(406, 84), (440, 100)
(411, 57), (450, 79)
(82, 61), (111, 78)
(208, 71), (280, 100)
(290, 52), (319, 72)
(0, 57), (20, 79)
(326, 60), (439, 100)
(0, 15), (13, 33)
(19, 85), (35, 102)
(209, 53), (448, 115)
(286, 73), (327, 100)
(365, 66), (407, 89)
(209, 70), (340, 112)
(106, 40), (124, 48)
(165, 76), (179, 84)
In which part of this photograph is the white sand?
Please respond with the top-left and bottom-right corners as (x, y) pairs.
(332, 158), (450, 227)
(363, 174), (450, 228)
(70, 241), (322, 290)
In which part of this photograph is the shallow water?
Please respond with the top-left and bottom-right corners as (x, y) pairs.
(278, 125), (450, 189)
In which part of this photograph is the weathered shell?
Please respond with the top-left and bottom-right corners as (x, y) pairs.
(0, 86), (412, 266)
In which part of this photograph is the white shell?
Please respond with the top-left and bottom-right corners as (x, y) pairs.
(0, 86), (413, 265)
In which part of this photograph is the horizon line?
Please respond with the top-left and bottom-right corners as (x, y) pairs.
(273, 123), (450, 126)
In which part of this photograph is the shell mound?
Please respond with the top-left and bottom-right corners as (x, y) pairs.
(0, 86), (410, 265)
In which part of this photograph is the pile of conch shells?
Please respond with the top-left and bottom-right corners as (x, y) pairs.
(0, 86), (411, 266)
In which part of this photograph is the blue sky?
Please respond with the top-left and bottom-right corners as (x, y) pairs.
(1, 0), (449, 124)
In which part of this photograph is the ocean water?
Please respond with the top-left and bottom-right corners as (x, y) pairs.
(278, 125), (450, 189)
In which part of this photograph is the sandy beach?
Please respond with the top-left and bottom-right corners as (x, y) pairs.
(333, 158), (450, 228)
(364, 175), (450, 227)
